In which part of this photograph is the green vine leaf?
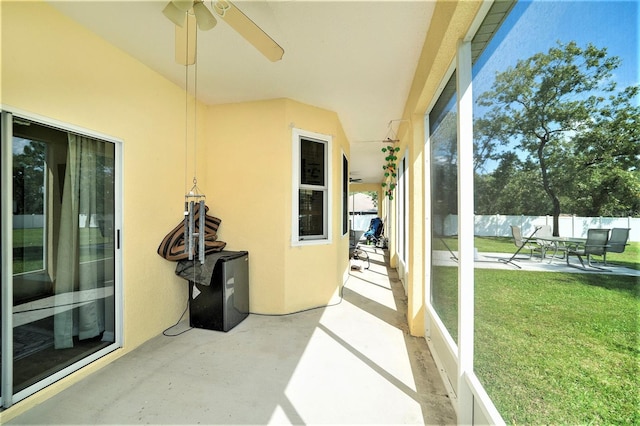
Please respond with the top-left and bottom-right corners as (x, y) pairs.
(381, 142), (401, 199)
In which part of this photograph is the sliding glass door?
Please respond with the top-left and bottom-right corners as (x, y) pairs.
(1, 111), (121, 407)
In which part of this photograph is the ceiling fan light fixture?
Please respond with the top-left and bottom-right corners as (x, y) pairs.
(193, 1), (217, 31)
(172, 0), (194, 12)
(162, 2), (186, 27)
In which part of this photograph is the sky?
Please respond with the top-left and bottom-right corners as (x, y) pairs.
(13, 138), (31, 155)
(467, 0), (639, 172)
(473, 0), (639, 104)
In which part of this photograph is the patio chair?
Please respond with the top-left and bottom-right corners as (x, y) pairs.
(565, 228), (610, 270)
(603, 227), (630, 265)
(364, 217), (384, 247)
(499, 225), (541, 269)
(535, 224), (555, 260)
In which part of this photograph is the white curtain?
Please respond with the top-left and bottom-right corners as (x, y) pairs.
(54, 134), (105, 349)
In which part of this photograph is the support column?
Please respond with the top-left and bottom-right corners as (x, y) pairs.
(456, 38), (475, 424)
(407, 114), (425, 336)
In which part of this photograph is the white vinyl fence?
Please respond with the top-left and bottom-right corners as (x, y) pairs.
(350, 213), (378, 232)
(13, 214), (105, 229)
(17, 213), (640, 242)
(437, 215), (639, 242)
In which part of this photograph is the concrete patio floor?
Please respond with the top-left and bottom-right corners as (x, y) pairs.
(7, 247), (456, 425)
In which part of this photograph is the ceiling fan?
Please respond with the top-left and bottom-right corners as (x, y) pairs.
(354, 137), (400, 144)
(162, 0), (284, 65)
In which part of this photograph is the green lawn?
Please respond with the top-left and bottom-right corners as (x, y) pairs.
(431, 238), (640, 424)
(13, 227), (111, 274)
(474, 270), (639, 424)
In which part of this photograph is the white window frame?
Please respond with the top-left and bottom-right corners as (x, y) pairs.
(395, 152), (410, 291)
(399, 153), (409, 262)
(291, 128), (332, 246)
(341, 150), (349, 237)
(422, 1), (509, 423)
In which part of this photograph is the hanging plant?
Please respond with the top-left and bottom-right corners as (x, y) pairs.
(381, 144), (400, 200)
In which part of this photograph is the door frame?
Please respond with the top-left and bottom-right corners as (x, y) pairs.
(0, 106), (124, 408)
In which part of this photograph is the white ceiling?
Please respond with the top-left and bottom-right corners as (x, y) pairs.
(48, 0), (434, 184)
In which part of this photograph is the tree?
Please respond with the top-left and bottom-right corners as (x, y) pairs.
(475, 153), (553, 215)
(475, 41), (639, 235)
(569, 86), (640, 216)
(431, 110), (458, 221)
(13, 141), (46, 215)
(365, 191), (379, 209)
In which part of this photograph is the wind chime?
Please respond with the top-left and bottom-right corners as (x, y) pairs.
(183, 12), (206, 264)
(184, 187), (206, 263)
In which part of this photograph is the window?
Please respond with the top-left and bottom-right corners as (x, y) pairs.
(423, 0), (638, 423)
(398, 154), (409, 262)
(429, 71), (459, 343)
(342, 153), (348, 236)
(292, 128), (332, 244)
(469, 1), (638, 424)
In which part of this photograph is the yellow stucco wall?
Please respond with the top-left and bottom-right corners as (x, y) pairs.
(204, 100), (288, 313)
(205, 98), (350, 314)
(1, 0), (199, 419)
(283, 99), (351, 313)
(1, 0), (195, 347)
(1, 3), (350, 418)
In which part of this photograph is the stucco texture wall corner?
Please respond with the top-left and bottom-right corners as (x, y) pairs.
(204, 99), (289, 314)
(284, 99), (350, 313)
(204, 98), (349, 314)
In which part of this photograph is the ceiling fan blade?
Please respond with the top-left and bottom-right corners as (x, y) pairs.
(175, 13), (197, 65)
(213, 0), (284, 62)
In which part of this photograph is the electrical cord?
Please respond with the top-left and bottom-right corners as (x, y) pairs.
(162, 296), (193, 337)
(249, 274), (351, 317)
(164, 270), (355, 331)
(164, 254), (199, 337)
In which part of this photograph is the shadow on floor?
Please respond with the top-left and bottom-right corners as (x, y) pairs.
(7, 248), (456, 425)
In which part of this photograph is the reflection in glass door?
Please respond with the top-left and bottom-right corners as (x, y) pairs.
(1, 112), (120, 407)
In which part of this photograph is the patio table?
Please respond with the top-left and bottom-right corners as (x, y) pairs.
(535, 236), (587, 263)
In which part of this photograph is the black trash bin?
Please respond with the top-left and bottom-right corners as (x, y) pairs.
(179, 251), (249, 332)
